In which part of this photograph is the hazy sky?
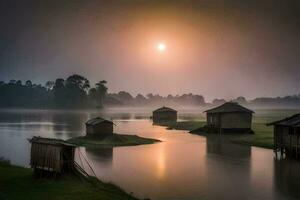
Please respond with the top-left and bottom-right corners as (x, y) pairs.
(0, 0), (299, 101)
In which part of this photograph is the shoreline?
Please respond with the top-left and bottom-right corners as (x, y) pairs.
(166, 121), (274, 150)
(67, 133), (161, 148)
(0, 160), (140, 200)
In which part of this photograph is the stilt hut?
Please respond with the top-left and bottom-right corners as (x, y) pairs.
(267, 114), (300, 159)
(204, 102), (254, 133)
(85, 117), (114, 136)
(29, 137), (76, 174)
(152, 106), (177, 123)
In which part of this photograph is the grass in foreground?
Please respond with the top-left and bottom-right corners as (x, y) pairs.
(0, 160), (139, 200)
(68, 133), (160, 148)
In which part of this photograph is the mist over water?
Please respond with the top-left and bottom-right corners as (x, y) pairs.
(0, 1), (299, 199)
(1, 108), (300, 200)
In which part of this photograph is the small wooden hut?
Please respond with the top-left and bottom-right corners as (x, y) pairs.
(152, 106), (177, 123)
(29, 137), (76, 174)
(204, 102), (254, 133)
(85, 117), (114, 136)
(267, 114), (300, 159)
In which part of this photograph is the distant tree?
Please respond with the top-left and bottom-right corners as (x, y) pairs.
(212, 98), (226, 105)
(136, 94), (146, 100)
(95, 80), (108, 108)
(117, 91), (134, 104)
(167, 94), (174, 100)
(16, 80), (22, 85)
(64, 74), (90, 107)
(234, 96), (247, 104)
(25, 80), (32, 87)
(53, 78), (66, 107)
(88, 88), (98, 104)
(45, 81), (54, 91)
(193, 95), (206, 105)
(9, 80), (16, 85)
(146, 93), (154, 99)
(65, 74), (90, 91)
(135, 94), (146, 105)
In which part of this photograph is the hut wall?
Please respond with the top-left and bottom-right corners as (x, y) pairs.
(207, 113), (221, 127)
(61, 146), (75, 171)
(220, 113), (252, 129)
(87, 122), (113, 135)
(153, 111), (177, 123)
(274, 125), (290, 147)
(275, 125), (300, 158)
(207, 113), (212, 126)
(30, 143), (62, 172)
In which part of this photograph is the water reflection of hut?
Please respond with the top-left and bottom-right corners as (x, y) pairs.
(152, 106), (177, 123)
(85, 117), (114, 136)
(204, 102), (254, 133)
(205, 135), (251, 158)
(86, 147), (113, 163)
(29, 137), (76, 174)
(274, 159), (300, 197)
(267, 114), (300, 159)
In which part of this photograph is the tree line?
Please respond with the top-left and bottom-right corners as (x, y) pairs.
(1, 74), (300, 109)
(0, 74), (207, 108)
(0, 74), (107, 108)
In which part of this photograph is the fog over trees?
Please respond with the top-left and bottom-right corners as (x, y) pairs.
(0, 74), (300, 109)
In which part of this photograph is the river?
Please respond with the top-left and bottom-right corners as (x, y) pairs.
(0, 108), (299, 200)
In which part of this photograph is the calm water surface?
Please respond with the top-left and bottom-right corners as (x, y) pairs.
(0, 109), (300, 200)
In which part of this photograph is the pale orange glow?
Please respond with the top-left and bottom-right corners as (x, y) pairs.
(157, 42), (166, 52)
(157, 143), (166, 179)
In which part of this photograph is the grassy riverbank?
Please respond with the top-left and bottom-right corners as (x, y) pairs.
(166, 121), (274, 149)
(0, 160), (138, 200)
(68, 133), (160, 148)
(230, 123), (273, 149)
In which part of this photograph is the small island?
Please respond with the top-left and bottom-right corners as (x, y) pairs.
(67, 117), (160, 148)
(68, 117), (160, 148)
(68, 133), (161, 148)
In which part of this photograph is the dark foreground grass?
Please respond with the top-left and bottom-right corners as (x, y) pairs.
(68, 133), (160, 148)
(0, 160), (139, 200)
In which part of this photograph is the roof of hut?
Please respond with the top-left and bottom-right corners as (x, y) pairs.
(85, 117), (114, 125)
(153, 106), (177, 113)
(204, 102), (254, 114)
(29, 137), (76, 147)
(267, 114), (300, 127)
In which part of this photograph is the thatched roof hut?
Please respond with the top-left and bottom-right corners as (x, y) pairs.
(85, 117), (114, 136)
(29, 137), (76, 174)
(152, 106), (177, 123)
(204, 102), (254, 133)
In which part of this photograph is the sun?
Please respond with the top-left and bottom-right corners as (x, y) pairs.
(157, 42), (166, 52)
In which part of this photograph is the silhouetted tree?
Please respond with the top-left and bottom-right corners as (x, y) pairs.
(64, 74), (90, 107)
(25, 80), (32, 87)
(53, 78), (66, 107)
(95, 80), (108, 108)
(212, 98), (226, 105)
(135, 94), (146, 105)
(45, 81), (55, 91)
(233, 96), (247, 104)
